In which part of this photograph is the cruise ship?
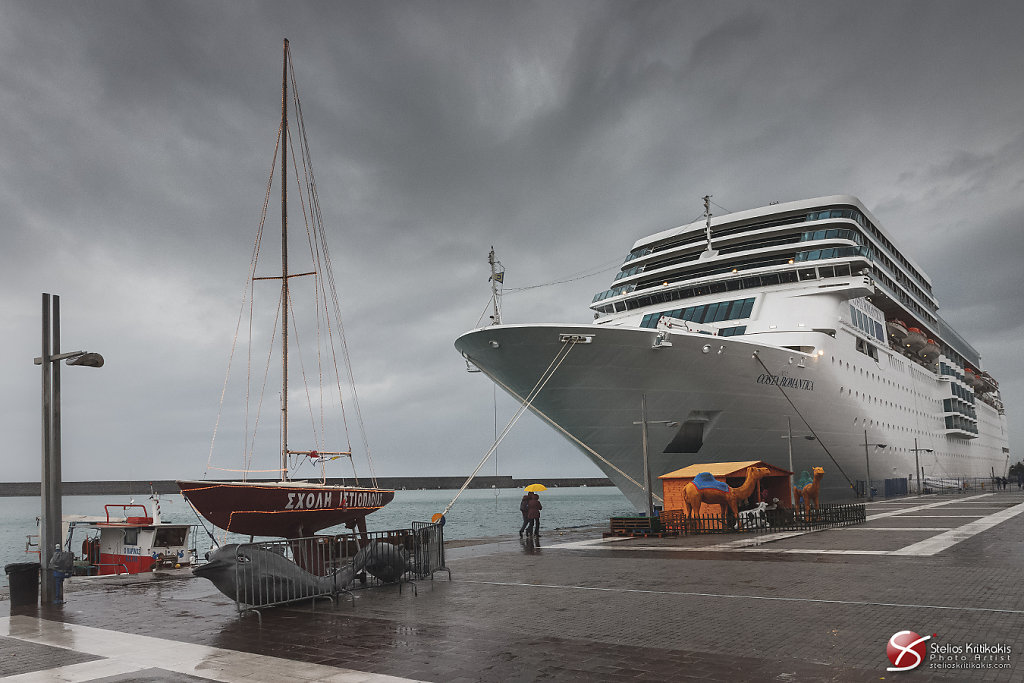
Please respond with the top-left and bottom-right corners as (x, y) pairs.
(454, 195), (1010, 512)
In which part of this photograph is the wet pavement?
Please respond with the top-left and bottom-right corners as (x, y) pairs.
(4, 489), (1024, 681)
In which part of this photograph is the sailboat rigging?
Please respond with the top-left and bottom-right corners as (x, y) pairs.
(178, 39), (394, 539)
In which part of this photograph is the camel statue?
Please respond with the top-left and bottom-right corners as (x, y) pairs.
(682, 467), (772, 529)
(793, 466), (825, 516)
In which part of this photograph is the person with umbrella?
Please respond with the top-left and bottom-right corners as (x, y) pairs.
(522, 483), (545, 536)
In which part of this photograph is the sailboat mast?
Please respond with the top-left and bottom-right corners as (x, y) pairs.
(280, 38), (290, 481)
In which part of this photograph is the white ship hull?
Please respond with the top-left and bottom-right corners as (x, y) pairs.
(455, 321), (1008, 512)
(457, 196), (1009, 513)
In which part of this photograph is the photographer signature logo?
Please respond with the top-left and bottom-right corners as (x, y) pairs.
(887, 630), (935, 671)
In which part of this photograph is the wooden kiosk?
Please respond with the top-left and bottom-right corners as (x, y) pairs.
(659, 460), (793, 519)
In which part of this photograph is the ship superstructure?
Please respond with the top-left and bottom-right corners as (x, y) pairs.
(455, 195), (1009, 511)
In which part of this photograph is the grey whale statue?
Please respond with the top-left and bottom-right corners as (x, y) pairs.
(194, 541), (411, 605)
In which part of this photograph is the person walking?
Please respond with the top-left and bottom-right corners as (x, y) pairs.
(526, 492), (543, 536)
(519, 492), (531, 537)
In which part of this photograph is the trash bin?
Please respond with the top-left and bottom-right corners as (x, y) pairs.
(5, 562), (40, 607)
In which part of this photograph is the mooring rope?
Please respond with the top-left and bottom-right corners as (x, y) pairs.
(476, 365), (662, 504)
(439, 340), (580, 518)
(751, 350), (859, 494)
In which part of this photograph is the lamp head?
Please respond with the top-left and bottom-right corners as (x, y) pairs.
(67, 352), (104, 368)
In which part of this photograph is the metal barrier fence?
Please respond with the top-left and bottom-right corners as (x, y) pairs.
(412, 521), (450, 581)
(223, 522), (450, 619)
(921, 477), (1024, 494)
(655, 503), (866, 535)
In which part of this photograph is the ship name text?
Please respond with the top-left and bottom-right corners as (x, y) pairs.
(284, 491), (384, 510)
(756, 373), (815, 391)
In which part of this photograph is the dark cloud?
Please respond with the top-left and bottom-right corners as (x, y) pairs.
(2, 0), (1022, 483)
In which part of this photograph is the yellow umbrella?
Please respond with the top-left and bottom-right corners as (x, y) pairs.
(523, 483), (547, 492)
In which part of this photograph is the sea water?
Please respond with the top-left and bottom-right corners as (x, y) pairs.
(1, 486), (632, 578)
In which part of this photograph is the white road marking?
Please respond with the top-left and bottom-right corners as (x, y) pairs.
(1, 615), (419, 682)
(552, 494), (1020, 557)
(459, 579), (1024, 615)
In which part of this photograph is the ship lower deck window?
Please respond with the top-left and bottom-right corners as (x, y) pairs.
(855, 338), (879, 361)
(123, 529), (139, 546)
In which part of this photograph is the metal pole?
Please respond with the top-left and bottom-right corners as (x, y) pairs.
(280, 38), (290, 481)
(641, 394), (653, 518)
(40, 294), (56, 604)
(914, 437), (921, 495)
(787, 416), (794, 507)
(863, 429), (873, 501)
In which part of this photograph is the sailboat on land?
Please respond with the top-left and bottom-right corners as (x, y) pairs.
(178, 40), (394, 539)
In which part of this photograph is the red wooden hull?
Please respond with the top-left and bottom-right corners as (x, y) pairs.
(176, 480), (394, 538)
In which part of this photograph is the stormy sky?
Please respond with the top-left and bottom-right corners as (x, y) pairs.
(2, 1), (1021, 485)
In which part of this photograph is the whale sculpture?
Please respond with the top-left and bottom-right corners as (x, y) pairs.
(357, 540), (410, 583)
(194, 540), (411, 605)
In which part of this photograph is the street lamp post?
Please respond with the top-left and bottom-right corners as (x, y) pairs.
(909, 437), (933, 495)
(634, 394), (678, 519)
(781, 416), (817, 506)
(863, 430), (887, 502)
(34, 293), (104, 603)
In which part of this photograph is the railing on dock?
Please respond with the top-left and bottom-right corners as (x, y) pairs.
(226, 521), (450, 620)
(618, 503), (866, 537)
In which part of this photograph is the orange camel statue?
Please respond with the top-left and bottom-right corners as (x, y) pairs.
(682, 467), (771, 528)
(793, 466), (825, 516)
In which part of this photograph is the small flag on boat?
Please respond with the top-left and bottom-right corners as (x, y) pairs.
(489, 271), (504, 283)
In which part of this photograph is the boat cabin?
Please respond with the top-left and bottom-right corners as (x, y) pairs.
(66, 503), (195, 575)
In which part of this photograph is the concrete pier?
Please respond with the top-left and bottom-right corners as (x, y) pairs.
(4, 489), (1024, 681)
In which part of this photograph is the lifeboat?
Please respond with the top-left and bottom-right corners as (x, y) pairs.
(977, 371), (999, 394)
(964, 368), (986, 391)
(918, 338), (940, 361)
(904, 327), (926, 353)
(886, 318), (909, 342)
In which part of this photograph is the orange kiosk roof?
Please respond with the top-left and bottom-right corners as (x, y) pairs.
(658, 460), (792, 480)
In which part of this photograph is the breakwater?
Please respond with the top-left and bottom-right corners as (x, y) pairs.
(0, 476), (613, 497)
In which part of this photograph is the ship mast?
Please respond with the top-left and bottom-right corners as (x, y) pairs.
(699, 194), (719, 260)
(488, 246), (502, 325)
(280, 39), (290, 481)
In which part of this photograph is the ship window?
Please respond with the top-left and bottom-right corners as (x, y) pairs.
(703, 303), (719, 322)
(799, 269), (816, 280)
(713, 304), (730, 322)
(682, 307), (696, 321)
(835, 264), (851, 276)
(690, 305), (706, 322)
(740, 298), (755, 317)
(727, 300), (745, 319)
(123, 529), (139, 546)
(818, 266), (835, 278)
(762, 273), (781, 285)
(779, 271), (798, 283)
